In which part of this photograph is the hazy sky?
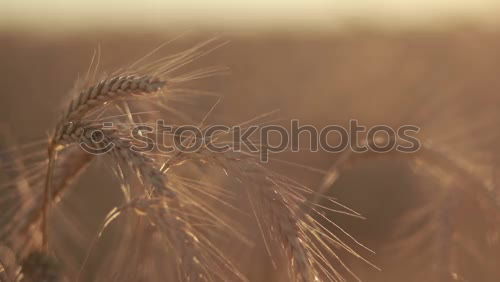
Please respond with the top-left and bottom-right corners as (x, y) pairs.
(1, 0), (499, 31)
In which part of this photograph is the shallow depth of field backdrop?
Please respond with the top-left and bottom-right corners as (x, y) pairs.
(1, 0), (500, 281)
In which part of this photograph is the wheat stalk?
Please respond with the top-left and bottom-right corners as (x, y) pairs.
(43, 74), (171, 245)
(186, 149), (373, 281)
(255, 180), (315, 281)
(2, 38), (380, 281)
(40, 38), (224, 251)
(25, 39), (238, 281)
(56, 122), (176, 198)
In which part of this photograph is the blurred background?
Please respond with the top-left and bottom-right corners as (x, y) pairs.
(1, 0), (500, 281)
(1, 0), (500, 31)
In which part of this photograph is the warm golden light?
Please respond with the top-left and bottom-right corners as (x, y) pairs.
(1, 0), (499, 31)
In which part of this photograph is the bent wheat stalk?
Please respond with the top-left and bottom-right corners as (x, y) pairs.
(40, 38), (223, 250)
(20, 40), (232, 281)
(185, 149), (373, 281)
(42, 75), (168, 249)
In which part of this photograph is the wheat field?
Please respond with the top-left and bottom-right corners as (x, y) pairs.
(0, 29), (499, 281)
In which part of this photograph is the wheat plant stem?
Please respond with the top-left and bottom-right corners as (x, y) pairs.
(41, 145), (57, 250)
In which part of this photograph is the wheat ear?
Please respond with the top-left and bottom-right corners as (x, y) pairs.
(257, 180), (315, 281)
(207, 154), (316, 281)
(42, 75), (169, 249)
(52, 75), (166, 145)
